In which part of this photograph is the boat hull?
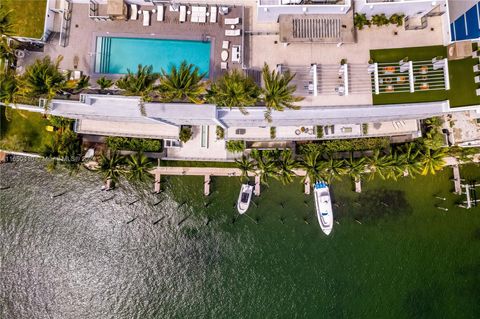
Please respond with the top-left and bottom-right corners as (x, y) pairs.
(314, 182), (334, 235)
(237, 184), (254, 214)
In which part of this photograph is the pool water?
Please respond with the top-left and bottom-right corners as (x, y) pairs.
(95, 36), (211, 76)
(450, 2), (480, 41)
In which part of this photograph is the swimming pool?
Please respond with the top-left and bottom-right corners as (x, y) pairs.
(94, 36), (211, 76)
(450, 2), (480, 41)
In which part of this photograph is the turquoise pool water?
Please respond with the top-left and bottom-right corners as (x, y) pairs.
(95, 36), (211, 76)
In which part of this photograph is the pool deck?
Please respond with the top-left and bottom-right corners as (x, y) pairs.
(21, 2), (246, 80)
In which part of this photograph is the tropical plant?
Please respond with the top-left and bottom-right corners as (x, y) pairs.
(16, 56), (69, 107)
(273, 149), (297, 185)
(207, 69), (260, 114)
(299, 147), (323, 183)
(397, 143), (422, 178)
(216, 126), (225, 140)
(250, 149), (276, 185)
(0, 5), (14, 37)
(371, 14), (389, 27)
(342, 155), (366, 183)
(419, 147), (446, 175)
(48, 115), (73, 130)
(98, 151), (125, 183)
(125, 152), (154, 183)
(179, 126), (193, 143)
(316, 126), (324, 138)
(65, 74), (90, 95)
(261, 63), (303, 121)
(0, 70), (18, 105)
(225, 140), (245, 153)
(116, 64), (159, 100)
(389, 13), (405, 27)
(158, 61), (207, 103)
(0, 37), (15, 62)
(105, 136), (162, 152)
(235, 154), (255, 181)
(365, 150), (393, 180)
(318, 157), (345, 183)
(96, 76), (114, 92)
(354, 13), (370, 30)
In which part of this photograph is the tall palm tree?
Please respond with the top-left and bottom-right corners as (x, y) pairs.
(299, 148), (322, 183)
(158, 61), (207, 103)
(318, 157), (345, 183)
(125, 152), (154, 183)
(397, 143), (422, 178)
(0, 37), (15, 62)
(98, 151), (124, 183)
(17, 56), (69, 109)
(235, 154), (255, 182)
(419, 147), (446, 176)
(342, 155), (365, 183)
(365, 150), (393, 180)
(250, 149), (276, 185)
(274, 149), (297, 185)
(116, 64), (159, 99)
(0, 70), (17, 105)
(207, 69), (260, 114)
(0, 6), (14, 37)
(96, 76), (114, 92)
(261, 63), (303, 122)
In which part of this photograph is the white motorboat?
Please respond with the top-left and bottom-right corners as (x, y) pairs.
(314, 181), (333, 235)
(237, 184), (254, 214)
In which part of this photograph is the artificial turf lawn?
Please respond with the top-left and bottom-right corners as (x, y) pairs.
(0, 106), (52, 153)
(3, 0), (47, 39)
(371, 45), (480, 107)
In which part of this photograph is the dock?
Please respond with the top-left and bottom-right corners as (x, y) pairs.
(355, 179), (362, 193)
(304, 176), (310, 195)
(154, 173), (161, 193)
(254, 175), (261, 196)
(204, 175), (211, 196)
(452, 164), (462, 195)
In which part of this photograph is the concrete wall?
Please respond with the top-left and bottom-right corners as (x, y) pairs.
(448, 0), (479, 21)
(355, 0), (446, 18)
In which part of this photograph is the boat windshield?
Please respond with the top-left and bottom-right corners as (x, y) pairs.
(241, 192), (249, 203)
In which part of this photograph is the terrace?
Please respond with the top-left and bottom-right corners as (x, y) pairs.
(18, 1), (247, 80)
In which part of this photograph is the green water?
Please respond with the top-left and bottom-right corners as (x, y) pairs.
(1, 161), (479, 318)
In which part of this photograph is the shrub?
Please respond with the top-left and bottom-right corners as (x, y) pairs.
(362, 123), (369, 135)
(270, 127), (276, 139)
(179, 126), (193, 143)
(226, 140), (245, 153)
(371, 14), (389, 27)
(316, 126), (324, 139)
(299, 137), (390, 154)
(48, 116), (73, 130)
(389, 13), (405, 27)
(105, 136), (163, 152)
(354, 13), (370, 30)
(216, 126), (225, 140)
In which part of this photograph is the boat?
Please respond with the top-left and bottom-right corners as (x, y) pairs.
(237, 184), (254, 214)
(314, 181), (333, 235)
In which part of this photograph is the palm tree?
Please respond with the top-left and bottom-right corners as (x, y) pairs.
(158, 61), (207, 103)
(318, 157), (345, 183)
(96, 76), (114, 92)
(0, 37), (15, 62)
(125, 152), (154, 183)
(419, 148), (446, 176)
(98, 151), (124, 183)
(342, 155), (366, 183)
(207, 69), (260, 114)
(299, 148), (322, 183)
(235, 155), (255, 182)
(0, 6), (14, 37)
(365, 150), (393, 180)
(397, 143), (422, 178)
(116, 64), (159, 99)
(16, 56), (69, 109)
(261, 63), (303, 122)
(0, 70), (17, 105)
(250, 149), (276, 185)
(272, 149), (297, 185)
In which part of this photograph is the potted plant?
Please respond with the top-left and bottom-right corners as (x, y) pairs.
(270, 127), (276, 139)
(179, 126), (193, 143)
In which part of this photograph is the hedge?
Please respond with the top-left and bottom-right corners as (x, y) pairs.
(105, 136), (163, 152)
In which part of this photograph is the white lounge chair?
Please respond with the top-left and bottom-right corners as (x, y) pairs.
(475, 75), (480, 83)
(225, 29), (241, 37)
(221, 62), (228, 70)
(232, 45), (240, 63)
(225, 17), (240, 25)
(473, 50), (478, 58)
(143, 10), (150, 26)
(474, 65), (480, 73)
(477, 88), (480, 96)
(157, 5), (164, 22)
(191, 6), (198, 23)
(198, 6), (207, 23)
(130, 4), (138, 20)
(222, 40), (229, 50)
(179, 5), (186, 23)
(210, 6), (217, 23)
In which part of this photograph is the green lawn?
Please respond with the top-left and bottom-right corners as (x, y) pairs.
(371, 45), (480, 107)
(0, 106), (52, 153)
(3, 0), (47, 39)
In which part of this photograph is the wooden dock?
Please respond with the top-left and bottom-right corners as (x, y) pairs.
(254, 175), (261, 196)
(452, 165), (462, 195)
(355, 179), (362, 193)
(154, 172), (161, 193)
(204, 175), (211, 196)
(304, 176), (310, 195)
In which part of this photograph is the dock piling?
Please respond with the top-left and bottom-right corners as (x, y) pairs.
(204, 175), (211, 196)
(254, 175), (261, 196)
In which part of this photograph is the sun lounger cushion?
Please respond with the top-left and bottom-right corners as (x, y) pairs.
(130, 4), (138, 20)
(210, 6), (217, 23)
(157, 5), (164, 22)
(143, 11), (150, 26)
(180, 6), (186, 22)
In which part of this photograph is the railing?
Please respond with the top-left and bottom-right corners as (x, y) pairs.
(259, 0), (345, 5)
(59, 0), (72, 47)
